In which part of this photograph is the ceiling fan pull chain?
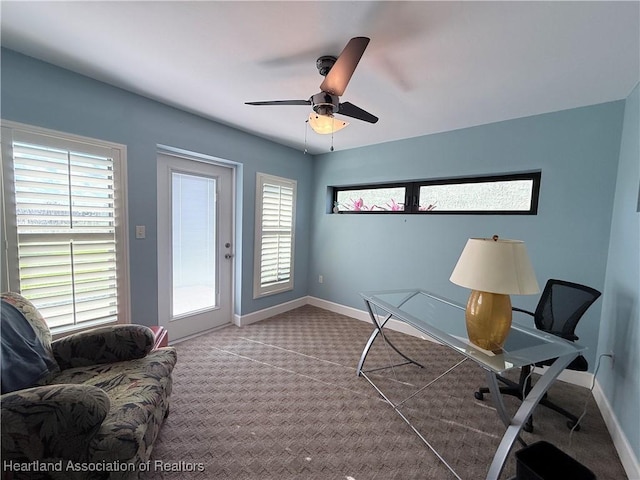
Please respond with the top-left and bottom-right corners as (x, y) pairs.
(330, 117), (335, 152)
(304, 119), (309, 154)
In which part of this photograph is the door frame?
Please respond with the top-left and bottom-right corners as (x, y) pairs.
(156, 149), (237, 341)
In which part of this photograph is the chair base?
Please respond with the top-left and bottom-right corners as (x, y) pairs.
(474, 367), (581, 433)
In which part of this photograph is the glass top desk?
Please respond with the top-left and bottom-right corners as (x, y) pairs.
(358, 289), (584, 480)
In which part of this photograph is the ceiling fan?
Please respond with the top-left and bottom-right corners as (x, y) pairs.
(245, 37), (379, 135)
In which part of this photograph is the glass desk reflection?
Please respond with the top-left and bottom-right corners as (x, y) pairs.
(358, 289), (584, 480)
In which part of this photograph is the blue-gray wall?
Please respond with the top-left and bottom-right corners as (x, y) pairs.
(0, 49), (313, 321)
(310, 101), (625, 371)
(599, 82), (640, 463)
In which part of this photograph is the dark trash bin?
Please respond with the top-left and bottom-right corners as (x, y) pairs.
(515, 441), (596, 480)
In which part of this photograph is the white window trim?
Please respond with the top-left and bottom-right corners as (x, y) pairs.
(253, 172), (296, 299)
(1, 120), (131, 335)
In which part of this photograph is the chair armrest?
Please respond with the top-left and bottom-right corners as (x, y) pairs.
(512, 307), (534, 316)
(1, 384), (110, 462)
(558, 333), (579, 341)
(52, 324), (154, 369)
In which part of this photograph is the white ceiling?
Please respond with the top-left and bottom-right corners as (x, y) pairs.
(1, 1), (639, 155)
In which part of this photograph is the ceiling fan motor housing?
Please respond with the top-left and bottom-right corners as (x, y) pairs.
(311, 92), (340, 115)
(316, 56), (337, 76)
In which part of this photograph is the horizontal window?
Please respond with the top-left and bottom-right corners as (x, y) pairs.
(332, 172), (540, 215)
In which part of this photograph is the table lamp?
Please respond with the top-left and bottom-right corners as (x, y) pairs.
(450, 235), (539, 351)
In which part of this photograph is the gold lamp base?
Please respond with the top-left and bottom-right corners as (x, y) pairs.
(465, 290), (512, 351)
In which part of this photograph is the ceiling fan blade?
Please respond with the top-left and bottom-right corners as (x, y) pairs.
(245, 100), (311, 106)
(319, 37), (370, 96)
(338, 102), (378, 124)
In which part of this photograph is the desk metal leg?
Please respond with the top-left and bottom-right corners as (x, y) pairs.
(360, 368), (464, 480)
(485, 352), (578, 480)
(486, 371), (527, 448)
(357, 300), (425, 376)
(357, 327), (382, 375)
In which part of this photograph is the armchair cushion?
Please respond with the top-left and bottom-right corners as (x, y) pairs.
(52, 324), (155, 370)
(1, 384), (110, 462)
(1, 299), (59, 394)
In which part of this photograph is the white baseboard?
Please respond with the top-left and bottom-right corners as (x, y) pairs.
(530, 364), (593, 388)
(238, 295), (637, 476)
(306, 296), (371, 322)
(234, 296), (309, 327)
(593, 380), (640, 480)
(307, 296), (439, 342)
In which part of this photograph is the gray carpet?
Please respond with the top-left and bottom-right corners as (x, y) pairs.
(144, 305), (626, 479)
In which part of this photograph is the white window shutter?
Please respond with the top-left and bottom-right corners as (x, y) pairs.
(7, 135), (124, 331)
(254, 174), (296, 298)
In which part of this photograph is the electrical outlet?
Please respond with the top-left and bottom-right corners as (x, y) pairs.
(318, 275), (324, 284)
(601, 352), (615, 367)
(135, 225), (146, 239)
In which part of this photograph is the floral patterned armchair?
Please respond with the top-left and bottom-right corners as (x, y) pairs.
(1, 292), (177, 480)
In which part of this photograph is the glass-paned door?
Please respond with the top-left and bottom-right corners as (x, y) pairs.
(157, 153), (233, 340)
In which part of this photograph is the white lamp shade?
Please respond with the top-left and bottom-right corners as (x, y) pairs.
(450, 237), (540, 295)
(308, 113), (349, 134)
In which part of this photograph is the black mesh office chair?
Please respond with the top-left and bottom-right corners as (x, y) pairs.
(474, 279), (601, 432)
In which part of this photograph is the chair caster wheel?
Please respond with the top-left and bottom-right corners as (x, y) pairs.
(474, 391), (484, 401)
(568, 420), (581, 431)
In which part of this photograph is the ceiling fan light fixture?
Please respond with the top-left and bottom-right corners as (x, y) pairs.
(308, 112), (349, 135)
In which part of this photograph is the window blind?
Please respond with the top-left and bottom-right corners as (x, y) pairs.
(12, 141), (118, 330)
